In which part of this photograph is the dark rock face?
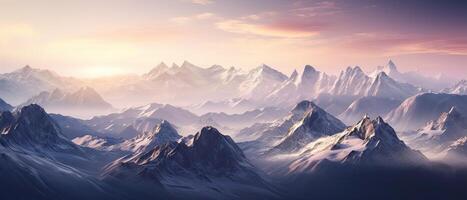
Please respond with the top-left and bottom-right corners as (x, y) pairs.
(108, 126), (254, 178)
(103, 126), (277, 199)
(0, 98), (13, 111)
(0, 104), (80, 153)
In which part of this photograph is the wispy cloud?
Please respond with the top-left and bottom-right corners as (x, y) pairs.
(170, 12), (217, 24)
(339, 32), (467, 56)
(189, 0), (214, 5)
(216, 19), (319, 38)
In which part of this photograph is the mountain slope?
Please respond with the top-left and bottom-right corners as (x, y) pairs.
(330, 66), (421, 100)
(417, 107), (467, 142)
(0, 104), (118, 200)
(0, 104), (81, 154)
(386, 93), (467, 131)
(329, 66), (373, 97)
(268, 101), (346, 154)
(266, 65), (334, 106)
(0, 98), (13, 111)
(240, 64), (288, 101)
(115, 120), (182, 153)
(254, 101), (329, 146)
(0, 66), (81, 105)
(283, 116), (426, 174)
(20, 87), (114, 118)
(50, 113), (105, 139)
(199, 106), (288, 130)
(442, 79), (467, 95)
(103, 126), (278, 199)
(85, 103), (202, 137)
(371, 60), (453, 91)
(406, 107), (467, 157)
(339, 96), (402, 124)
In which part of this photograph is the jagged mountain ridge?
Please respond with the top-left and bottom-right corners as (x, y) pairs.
(281, 116), (427, 174)
(0, 104), (80, 154)
(0, 66), (82, 105)
(2, 60), (435, 115)
(266, 65), (335, 106)
(268, 101), (346, 154)
(330, 66), (422, 100)
(103, 126), (278, 199)
(370, 60), (454, 91)
(442, 79), (467, 95)
(417, 107), (467, 142)
(0, 104), (119, 199)
(114, 120), (182, 153)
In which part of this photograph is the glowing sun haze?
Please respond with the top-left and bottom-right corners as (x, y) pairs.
(0, 0), (466, 78)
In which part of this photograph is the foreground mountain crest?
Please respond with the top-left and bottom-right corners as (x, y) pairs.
(0, 104), (79, 152)
(269, 100), (346, 153)
(279, 116), (426, 174)
(103, 126), (276, 199)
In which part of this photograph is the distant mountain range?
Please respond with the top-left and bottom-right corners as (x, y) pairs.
(0, 66), (82, 105)
(1, 60), (460, 115)
(0, 60), (466, 200)
(19, 87), (114, 118)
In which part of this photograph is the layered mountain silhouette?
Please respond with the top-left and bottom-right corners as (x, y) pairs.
(284, 116), (427, 174)
(103, 126), (278, 199)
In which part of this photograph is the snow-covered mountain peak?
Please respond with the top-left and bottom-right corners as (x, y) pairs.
(417, 105), (467, 142)
(269, 101), (346, 153)
(372, 60), (400, 77)
(442, 79), (467, 95)
(289, 69), (299, 80)
(375, 71), (389, 79)
(19, 65), (33, 73)
(387, 60), (397, 70)
(348, 115), (399, 142)
(345, 66), (364, 74)
(281, 115), (425, 174)
(303, 65), (317, 73)
(0, 104), (79, 152)
(180, 60), (202, 71)
(144, 62), (170, 78)
(349, 116), (378, 140)
(74, 86), (100, 96)
(115, 120), (181, 153)
(291, 100), (319, 114)
(12, 65), (59, 79)
(428, 106), (463, 130)
(171, 62), (180, 69)
(207, 64), (225, 72)
(252, 64), (288, 80)
(151, 120), (180, 140)
(192, 126), (238, 150)
(300, 65), (320, 82)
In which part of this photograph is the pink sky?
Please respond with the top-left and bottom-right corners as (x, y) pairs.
(0, 0), (466, 79)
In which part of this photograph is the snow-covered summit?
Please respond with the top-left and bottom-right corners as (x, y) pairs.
(268, 101), (346, 153)
(117, 120), (182, 153)
(442, 79), (467, 95)
(282, 116), (426, 174)
(0, 104), (80, 153)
